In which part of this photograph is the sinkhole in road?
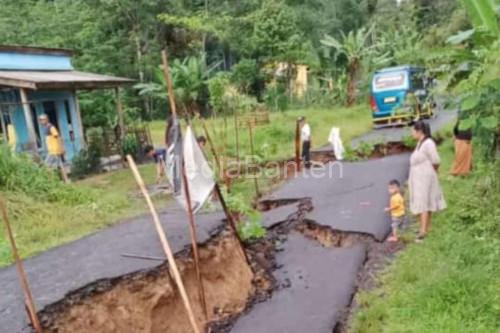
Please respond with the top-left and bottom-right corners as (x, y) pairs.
(37, 199), (389, 333)
(39, 232), (274, 333)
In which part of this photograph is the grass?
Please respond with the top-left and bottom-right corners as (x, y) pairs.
(350, 138), (500, 333)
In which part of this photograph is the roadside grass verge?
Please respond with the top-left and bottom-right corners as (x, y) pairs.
(350, 139), (500, 333)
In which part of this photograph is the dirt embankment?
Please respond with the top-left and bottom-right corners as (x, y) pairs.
(40, 233), (269, 333)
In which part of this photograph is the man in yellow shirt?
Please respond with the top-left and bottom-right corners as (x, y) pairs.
(38, 114), (64, 169)
(385, 179), (405, 242)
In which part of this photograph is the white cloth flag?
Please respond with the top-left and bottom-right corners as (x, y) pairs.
(328, 127), (345, 160)
(176, 125), (215, 214)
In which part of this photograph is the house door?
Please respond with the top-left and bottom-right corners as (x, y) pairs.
(42, 101), (59, 129)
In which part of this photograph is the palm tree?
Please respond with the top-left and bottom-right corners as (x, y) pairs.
(321, 26), (387, 106)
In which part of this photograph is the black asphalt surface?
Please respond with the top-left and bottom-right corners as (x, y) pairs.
(351, 109), (456, 147)
(231, 234), (366, 333)
(265, 154), (410, 241)
(0, 204), (225, 333)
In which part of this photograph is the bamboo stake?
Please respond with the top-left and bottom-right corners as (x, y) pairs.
(247, 121), (260, 197)
(222, 117), (231, 192)
(234, 110), (240, 164)
(0, 199), (43, 333)
(180, 159), (209, 320)
(126, 156), (201, 333)
(199, 122), (250, 266)
(161, 49), (209, 322)
(295, 119), (301, 172)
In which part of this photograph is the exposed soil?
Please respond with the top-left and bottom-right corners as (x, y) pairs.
(39, 231), (273, 333)
(295, 220), (373, 248)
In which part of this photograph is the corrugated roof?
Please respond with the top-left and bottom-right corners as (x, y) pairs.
(0, 70), (134, 90)
(0, 45), (75, 56)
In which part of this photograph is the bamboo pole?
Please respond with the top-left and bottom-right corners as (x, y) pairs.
(0, 199), (43, 333)
(222, 117), (231, 192)
(161, 49), (209, 322)
(247, 121), (260, 197)
(234, 110), (240, 164)
(126, 156), (201, 333)
(295, 119), (301, 172)
(180, 158), (209, 319)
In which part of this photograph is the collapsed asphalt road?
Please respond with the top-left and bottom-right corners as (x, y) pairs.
(1, 154), (409, 333)
(226, 154), (409, 333)
(0, 110), (455, 333)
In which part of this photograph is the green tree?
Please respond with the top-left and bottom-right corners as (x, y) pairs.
(321, 26), (389, 106)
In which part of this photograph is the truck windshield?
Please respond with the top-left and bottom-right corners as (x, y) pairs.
(372, 71), (408, 92)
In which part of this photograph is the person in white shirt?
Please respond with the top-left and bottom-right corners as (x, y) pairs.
(298, 116), (311, 168)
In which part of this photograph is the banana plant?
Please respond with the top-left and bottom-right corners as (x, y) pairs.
(461, 0), (499, 36)
(135, 53), (221, 115)
(321, 25), (390, 106)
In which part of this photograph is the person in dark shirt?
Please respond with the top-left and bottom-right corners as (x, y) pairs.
(145, 145), (167, 183)
(450, 120), (473, 176)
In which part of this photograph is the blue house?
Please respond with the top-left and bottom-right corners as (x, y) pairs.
(0, 45), (133, 161)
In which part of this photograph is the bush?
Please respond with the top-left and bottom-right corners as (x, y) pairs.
(71, 127), (103, 179)
(0, 145), (91, 204)
(263, 83), (289, 112)
(121, 134), (140, 159)
(230, 59), (261, 94)
(402, 134), (417, 149)
(224, 190), (266, 241)
(357, 141), (375, 157)
(208, 72), (232, 113)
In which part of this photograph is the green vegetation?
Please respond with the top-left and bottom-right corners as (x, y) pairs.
(351, 139), (500, 333)
(350, 2), (500, 331)
(0, 149), (159, 267)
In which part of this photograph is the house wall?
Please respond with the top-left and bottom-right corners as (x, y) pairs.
(0, 52), (73, 71)
(0, 89), (84, 161)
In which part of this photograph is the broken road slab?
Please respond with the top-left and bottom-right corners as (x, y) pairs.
(265, 154), (410, 241)
(230, 233), (366, 333)
(260, 203), (300, 228)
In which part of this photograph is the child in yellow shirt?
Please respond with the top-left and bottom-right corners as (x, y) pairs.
(385, 179), (405, 242)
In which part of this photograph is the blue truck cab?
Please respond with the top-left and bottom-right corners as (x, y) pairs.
(370, 65), (434, 127)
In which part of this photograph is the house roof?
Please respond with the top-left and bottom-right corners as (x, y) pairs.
(0, 70), (134, 90)
(0, 45), (75, 57)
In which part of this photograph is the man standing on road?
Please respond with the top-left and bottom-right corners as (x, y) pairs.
(38, 114), (64, 169)
(299, 116), (311, 168)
